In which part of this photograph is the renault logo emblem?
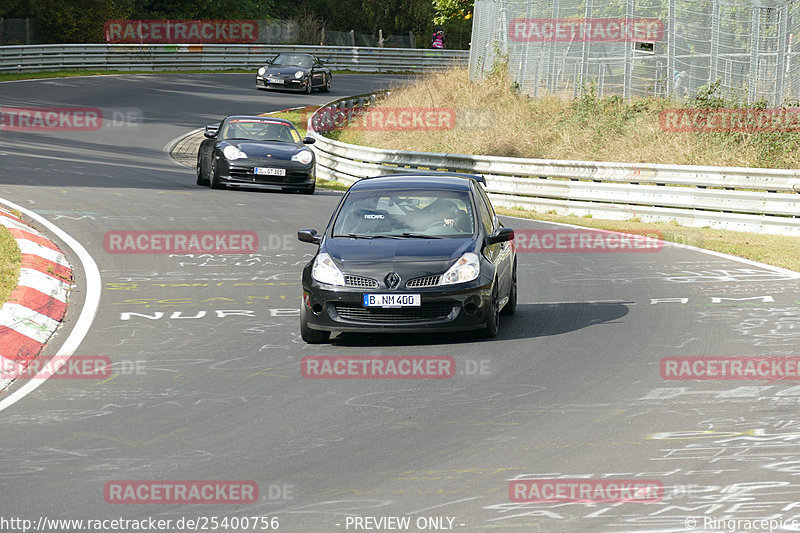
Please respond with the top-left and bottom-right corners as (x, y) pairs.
(385, 272), (400, 289)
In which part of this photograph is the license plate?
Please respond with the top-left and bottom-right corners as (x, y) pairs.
(255, 167), (286, 176)
(268, 78), (284, 84)
(363, 294), (421, 308)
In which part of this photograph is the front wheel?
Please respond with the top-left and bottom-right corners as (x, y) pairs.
(305, 80), (313, 94)
(482, 283), (501, 338)
(301, 311), (330, 343)
(196, 157), (209, 186)
(299, 180), (316, 195)
(210, 159), (224, 189)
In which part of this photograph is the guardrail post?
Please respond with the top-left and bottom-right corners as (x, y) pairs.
(749, 7), (760, 104)
(623, 0), (633, 99)
(776, 5), (789, 105)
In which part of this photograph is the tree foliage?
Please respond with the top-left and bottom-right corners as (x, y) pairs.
(2, 0), (471, 48)
(432, 0), (473, 25)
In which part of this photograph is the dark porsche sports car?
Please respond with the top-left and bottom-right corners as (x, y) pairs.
(298, 173), (516, 343)
(256, 53), (332, 93)
(196, 115), (316, 193)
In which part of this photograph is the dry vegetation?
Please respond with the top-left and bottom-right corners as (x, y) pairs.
(326, 67), (800, 271)
(335, 66), (800, 169)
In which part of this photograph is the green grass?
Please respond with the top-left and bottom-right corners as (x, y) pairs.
(316, 178), (349, 191)
(0, 223), (22, 307)
(498, 207), (800, 272)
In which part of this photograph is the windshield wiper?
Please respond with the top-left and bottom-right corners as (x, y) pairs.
(224, 137), (251, 141)
(343, 234), (402, 239)
(395, 233), (444, 239)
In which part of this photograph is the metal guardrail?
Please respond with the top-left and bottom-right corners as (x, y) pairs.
(308, 93), (800, 236)
(0, 43), (468, 73)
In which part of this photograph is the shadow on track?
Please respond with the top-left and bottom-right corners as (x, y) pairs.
(329, 302), (631, 346)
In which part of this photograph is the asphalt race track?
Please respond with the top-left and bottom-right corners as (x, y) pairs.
(2, 73), (800, 533)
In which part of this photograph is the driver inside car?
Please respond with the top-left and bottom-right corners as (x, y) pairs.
(425, 199), (470, 233)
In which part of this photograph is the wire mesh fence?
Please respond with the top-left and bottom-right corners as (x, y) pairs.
(469, 0), (800, 105)
(0, 19), (43, 45)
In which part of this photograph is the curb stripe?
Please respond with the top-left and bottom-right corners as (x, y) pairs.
(0, 303), (60, 344)
(0, 217), (43, 236)
(8, 286), (68, 322)
(0, 197), (96, 410)
(17, 239), (69, 267)
(8, 228), (62, 252)
(21, 254), (73, 281)
(0, 355), (24, 382)
(0, 213), (24, 225)
(0, 327), (44, 364)
(16, 268), (70, 303)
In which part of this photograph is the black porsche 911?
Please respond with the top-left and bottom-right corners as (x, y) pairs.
(196, 115), (317, 194)
(256, 53), (332, 93)
(297, 173), (517, 343)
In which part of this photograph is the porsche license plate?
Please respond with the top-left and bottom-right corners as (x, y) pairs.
(363, 294), (421, 308)
(268, 78), (284, 84)
(255, 167), (286, 176)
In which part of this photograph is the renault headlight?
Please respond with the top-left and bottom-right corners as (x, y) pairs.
(441, 253), (480, 285)
(258, 67), (266, 76)
(295, 70), (305, 79)
(291, 149), (313, 165)
(312, 253), (344, 286)
(223, 145), (247, 160)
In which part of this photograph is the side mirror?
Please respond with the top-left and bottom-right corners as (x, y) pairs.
(204, 125), (219, 138)
(302, 136), (316, 145)
(486, 227), (514, 245)
(298, 229), (322, 244)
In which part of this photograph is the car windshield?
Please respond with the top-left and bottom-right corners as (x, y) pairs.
(219, 119), (299, 143)
(270, 54), (313, 68)
(332, 188), (475, 238)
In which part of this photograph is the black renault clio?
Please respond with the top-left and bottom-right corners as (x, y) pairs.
(298, 173), (516, 343)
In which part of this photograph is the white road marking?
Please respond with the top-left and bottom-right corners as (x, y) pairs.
(0, 198), (101, 413)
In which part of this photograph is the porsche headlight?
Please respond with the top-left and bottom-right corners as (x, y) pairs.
(441, 253), (480, 285)
(222, 145), (247, 160)
(312, 253), (344, 286)
(258, 67), (266, 76)
(294, 70), (305, 79)
(291, 149), (313, 165)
